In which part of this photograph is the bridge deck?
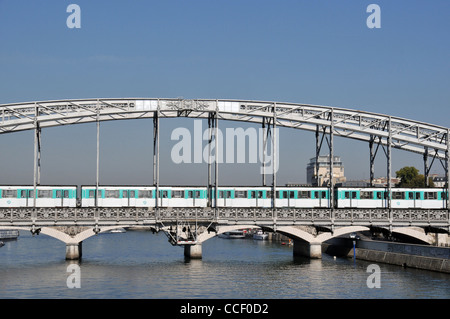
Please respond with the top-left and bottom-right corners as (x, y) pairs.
(0, 207), (448, 229)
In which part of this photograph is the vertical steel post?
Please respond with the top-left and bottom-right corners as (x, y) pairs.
(33, 103), (39, 208)
(262, 117), (266, 186)
(153, 107), (160, 210)
(447, 129), (450, 212)
(315, 125), (320, 186)
(387, 116), (392, 217)
(207, 113), (213, 207)
(329, 109), (334, 210)
(424, 147), (429, 186)
(272, 103), (277, 220)
(369, 134), (375, 187)
(214, 102), (219, 216)
(95, 101), (100, 208)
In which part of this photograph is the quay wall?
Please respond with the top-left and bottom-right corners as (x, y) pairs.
(324, 238), (450, 274)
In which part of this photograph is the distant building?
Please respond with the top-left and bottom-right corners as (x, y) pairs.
(364, 176), (401, 187)
(306, 155), (346, 186)
(431, 175), (447, 187)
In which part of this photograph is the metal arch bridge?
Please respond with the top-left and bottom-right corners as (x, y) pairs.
(0, 98), (449, 259)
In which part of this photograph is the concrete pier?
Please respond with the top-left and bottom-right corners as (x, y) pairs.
(184, 244), (202, 259)
(293, 240), (322, 259)
(66, 242), (82, 260)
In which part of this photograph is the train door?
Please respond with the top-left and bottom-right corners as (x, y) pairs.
(288, 190), (295, 207)
(408, 191), (417, 208)
(256, 190), (263, 207)
(121, 190), (129, 206)
(160, 190), (169, 207)
(128, 190), (136, 206)
(20, 189), (33, 207)
(55, 189), (70, 207)
(351, 191), (357, 208)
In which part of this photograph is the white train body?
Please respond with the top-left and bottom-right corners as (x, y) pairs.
(0, 185), (447, 210)
(0, 186), (77, 208)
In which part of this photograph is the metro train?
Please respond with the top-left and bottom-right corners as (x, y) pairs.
(0, 185), (447, 209)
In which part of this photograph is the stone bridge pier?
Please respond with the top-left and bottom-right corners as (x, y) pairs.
(0, 225), (127, 260)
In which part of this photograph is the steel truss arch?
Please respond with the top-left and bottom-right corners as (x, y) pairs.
(1, 98), (448, 160)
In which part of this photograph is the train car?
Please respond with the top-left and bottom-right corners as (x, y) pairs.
(390, 188), (447, 209)
(335, 187), (448, 209)
(81, 186), (156, 207)
(81, 186), (208, 208)
(275, 187), (330, 208)
(335, 187), (388, 208)
(213, 187), (272, 208)
(0, 185), (77, 207)
(159, 186), (207, 207)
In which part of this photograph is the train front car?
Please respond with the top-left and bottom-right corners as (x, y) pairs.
(0, 185), (77, 207)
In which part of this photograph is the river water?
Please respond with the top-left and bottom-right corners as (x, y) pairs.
(0, 229), (448, 299)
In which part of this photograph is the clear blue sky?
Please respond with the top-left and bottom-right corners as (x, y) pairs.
(0, 0), (449, 186)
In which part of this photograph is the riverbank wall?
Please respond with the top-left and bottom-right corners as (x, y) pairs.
(323, 238), (450, 273)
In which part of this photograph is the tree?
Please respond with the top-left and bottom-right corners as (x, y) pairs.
(395, 166), (434, 187)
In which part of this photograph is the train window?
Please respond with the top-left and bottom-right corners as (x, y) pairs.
(266, 191), (273, 198)
(38, 190), (52, 198)
(408, 192), (413, 200)
(138, 190), (152, 198)
(129, 191), (135, 198)
(196, 191), (202, 198)
(219, 191), (224, 198)
(235, 191), (247, 198)
(416, 192), (421, 200)
(392, 192), (405, 200)
(257, 191), (263, 198)
(20, 190), (27, 198)
(424, 192), (437, 200)
(283, 191), (288, 199)
(187, 191), (193, 198)
(289, 191), (295, 199)
(89, 190), (95, 198)
(298, 191), (310, 199)
(251, 191), (256, 199)
(3, 190), (17, 198)
(360, 191), (373, 199)
(160, 191), (168, 198)
(442, 192), (448, 200)
(345, 191), (350, 199)
(351, 192), (357, 199)
(105, 190), (120, 198)
(376, 192), (382, 199)
(64, 190), (69, 198)
(172, 190), (184, 198)
(56, 190), (62, 198)
(226, 191), (231, 198)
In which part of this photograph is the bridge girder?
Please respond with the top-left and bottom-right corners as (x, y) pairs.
(0, 98), (448, 160)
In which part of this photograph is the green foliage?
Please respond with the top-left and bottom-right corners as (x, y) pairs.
(395, 166), (434, 187)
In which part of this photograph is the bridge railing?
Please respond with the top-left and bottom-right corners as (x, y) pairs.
(0, 207), (447, 229)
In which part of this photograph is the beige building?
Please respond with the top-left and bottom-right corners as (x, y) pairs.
(306, 155), (346, 186)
